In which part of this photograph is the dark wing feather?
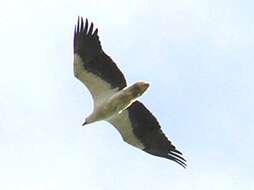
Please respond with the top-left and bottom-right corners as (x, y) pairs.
(128, 101), (186, 168)
(73, 17), (127, 100)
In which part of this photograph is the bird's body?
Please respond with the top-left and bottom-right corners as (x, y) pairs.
(84, 81), (149, 124)
(73, 17), (187, 168)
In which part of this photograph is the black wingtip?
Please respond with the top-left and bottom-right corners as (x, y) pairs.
(80, 17), (84, 31)
(144, 148), (187, 168)
(75, 17), (98, 35)
(88, 22), (94, 35)
(93, 28), (98, 37)
(167, 152), (187, 168)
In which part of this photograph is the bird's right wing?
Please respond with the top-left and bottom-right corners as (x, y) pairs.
(108, 101), (186, 168)
(73, 17), (127, 105)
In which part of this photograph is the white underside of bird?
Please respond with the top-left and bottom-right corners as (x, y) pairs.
(74, 54), (149, 149)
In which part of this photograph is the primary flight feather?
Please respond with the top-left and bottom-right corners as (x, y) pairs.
(73, 17), (186, 168)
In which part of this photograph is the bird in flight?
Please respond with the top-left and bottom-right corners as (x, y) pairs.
(73, 17), (186, 168)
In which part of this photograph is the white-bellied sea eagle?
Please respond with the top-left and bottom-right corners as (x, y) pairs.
(73, 17), (186, 168)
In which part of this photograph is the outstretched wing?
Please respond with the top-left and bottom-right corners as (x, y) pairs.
(108, 101), (186, 168)
(73, 17), (127, 104)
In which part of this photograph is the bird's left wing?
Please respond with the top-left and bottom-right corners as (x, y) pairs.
(108, 101), (186, 168)
(73, 17), (127, 104)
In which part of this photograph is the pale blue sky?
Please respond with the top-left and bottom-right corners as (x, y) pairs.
(0, 0), (254, 189)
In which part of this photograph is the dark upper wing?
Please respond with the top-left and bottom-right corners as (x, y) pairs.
(108, 101), (186, 168)
(73, 17), (127, 102)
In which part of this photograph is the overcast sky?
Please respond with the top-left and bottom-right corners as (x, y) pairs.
(0, 0), (254, 189)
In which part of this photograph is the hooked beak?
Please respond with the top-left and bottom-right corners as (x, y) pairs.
(140, 82), (150, 94)
(143, 82), (150, 91)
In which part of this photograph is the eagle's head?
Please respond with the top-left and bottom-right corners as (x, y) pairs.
(131, 81), (150, 97)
